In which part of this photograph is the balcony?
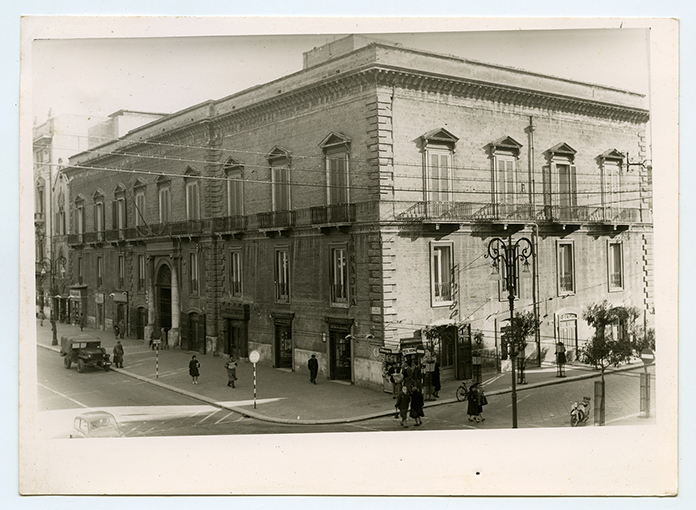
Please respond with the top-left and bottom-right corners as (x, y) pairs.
(212, 215), (248, 236)
(105, 229), (127, 243)
(257, 211), (295, 236)
(170, 219), (210, 237)
(310, 203), (356, 234)
(67, 233), (84, 246)
(397, 200), (652, 231)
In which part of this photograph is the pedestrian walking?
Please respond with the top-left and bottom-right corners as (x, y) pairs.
(189, 355), (201, 384)
(409, 386), (425, 426)
(432, 361), (441, 398)
(307, 354), (318, 384)
(160, 327), (168, 349)
(112, 340), (124, 368)
(148, 329), (154, 350)
(467, 382), (483, 423)
(39, 310), (45, 326)
(118, 319), (125, 339)
(395, 385), (411, 428)
(79, 312), (84, 332)
(113, 322), (119, 338)
(391, 366), (404, 398)
(225, 358), (238, 388)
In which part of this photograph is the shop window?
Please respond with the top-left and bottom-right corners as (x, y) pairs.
(430, 242), (453, 306)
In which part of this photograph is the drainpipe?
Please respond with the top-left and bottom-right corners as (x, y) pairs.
(528, 116), (542, 366)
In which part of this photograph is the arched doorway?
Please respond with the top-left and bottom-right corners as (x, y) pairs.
(156, 264), (172, 335)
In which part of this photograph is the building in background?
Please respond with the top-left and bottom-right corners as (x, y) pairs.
(34, 111), (166, 325)
(61, 35), (653, 389)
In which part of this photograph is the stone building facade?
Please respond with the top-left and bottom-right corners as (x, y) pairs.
(63, 36), (653, 389)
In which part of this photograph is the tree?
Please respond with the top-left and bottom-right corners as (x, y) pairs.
(581, 300), (638, 425)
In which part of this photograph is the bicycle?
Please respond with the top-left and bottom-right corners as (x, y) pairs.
(570, 396), (591, 427)
(455, 380), (469, 401)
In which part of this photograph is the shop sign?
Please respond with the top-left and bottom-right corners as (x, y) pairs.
(69, 289), (81, 299)
(222, 303), (250, 320)
(401, 347), (418, 355)
(95, 293), (104, 304)
(379, 347), (397, 354)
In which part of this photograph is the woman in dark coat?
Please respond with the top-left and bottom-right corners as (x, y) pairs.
(467, 383), (482, 423)
(395, 385), (411, 427)
(189, 355), (200, 385)
(409, 386), (425, 426)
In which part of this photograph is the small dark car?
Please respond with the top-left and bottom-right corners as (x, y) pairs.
(60, 334), (112, 373)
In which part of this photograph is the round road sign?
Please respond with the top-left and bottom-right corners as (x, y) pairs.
(640, 348), (655, 365)
(249, 350), (260, 364)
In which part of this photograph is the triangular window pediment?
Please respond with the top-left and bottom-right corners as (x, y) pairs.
(266, 146), (291, 162)
(92, 189), (104, 201)
(223, 157), (243, 170)
(133, 178), (147, 190)
(319, 132), (351, 151)
(184, 166), (200, 177)
(547, 142), (577, 158)
(113, 184), (126, 196)
(599, 149), (624, 162)
(155, 174), (171, 187)
(489, 136), (523, 156)
(422, 128), (459, 148)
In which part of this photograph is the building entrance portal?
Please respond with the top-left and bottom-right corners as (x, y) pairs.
(329, 330), (352, 381)
(156, 264), (172, 333)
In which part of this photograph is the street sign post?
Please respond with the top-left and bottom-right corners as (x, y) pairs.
(639, 348), (654, 418)
(249, 350), (260, 409)
(153, 338), (161, 379)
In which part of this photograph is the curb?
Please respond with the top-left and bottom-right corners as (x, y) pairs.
(37, 343), (647, 426)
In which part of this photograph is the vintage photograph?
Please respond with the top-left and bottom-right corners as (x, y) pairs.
(19, 17), (679, 496)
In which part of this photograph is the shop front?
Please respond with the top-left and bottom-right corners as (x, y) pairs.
(68, 286), (87, 327)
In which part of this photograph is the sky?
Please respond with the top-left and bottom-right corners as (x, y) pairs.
(31, 28), (650, 126)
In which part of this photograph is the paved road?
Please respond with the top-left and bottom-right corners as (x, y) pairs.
(38, 345), (654, 438)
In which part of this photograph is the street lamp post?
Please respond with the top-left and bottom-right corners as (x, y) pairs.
(38, 254), (67, 345)
(487, 234), (533, 429)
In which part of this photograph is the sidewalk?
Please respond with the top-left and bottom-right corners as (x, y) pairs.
(35, 319), (651, 425)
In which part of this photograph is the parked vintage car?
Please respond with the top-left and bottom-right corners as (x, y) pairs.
(70, 411), (124, 438)
(60, 334), (112, 372)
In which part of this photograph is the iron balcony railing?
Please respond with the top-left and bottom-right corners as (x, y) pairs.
(258, 210), (296, 230)
(310, 203), (357, 225)
(212, 215), (248, 234)
(170, 219), (209, 236)
(398, 201), (651, 226)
